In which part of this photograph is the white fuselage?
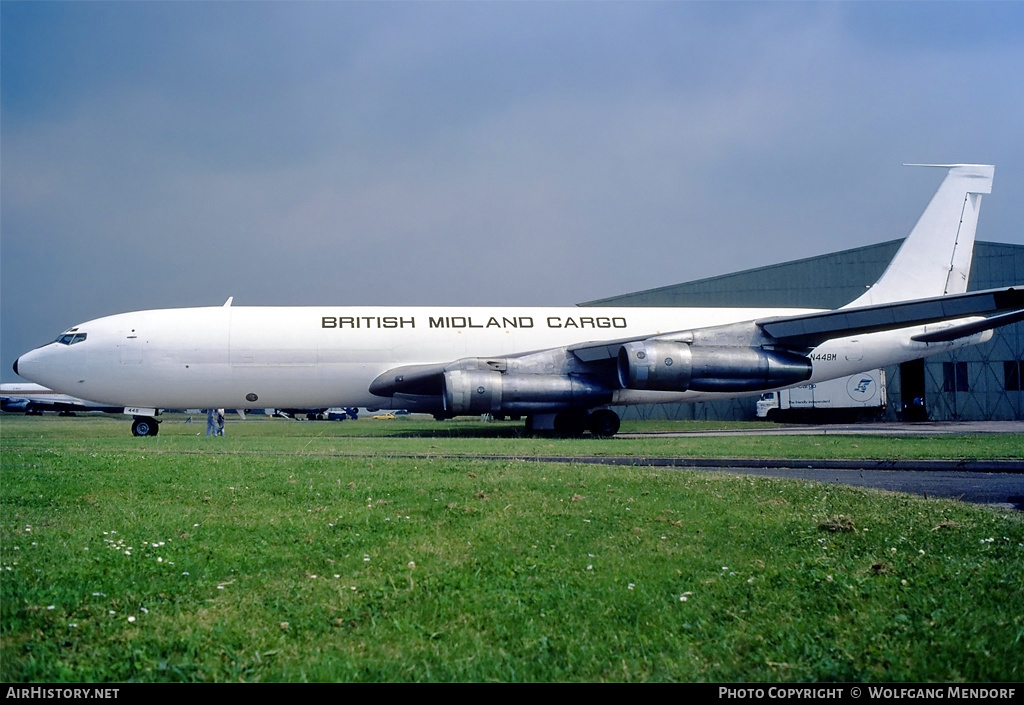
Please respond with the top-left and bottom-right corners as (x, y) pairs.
(13, 304), (989, 412)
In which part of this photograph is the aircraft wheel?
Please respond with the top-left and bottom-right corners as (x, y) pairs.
(132, 417), (159, 437)
(553, 410), (588, 438)
(588, 409), (620, 437)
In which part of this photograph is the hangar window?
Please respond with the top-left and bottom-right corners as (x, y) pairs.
(1005, 361), (1022, 392)
(942, 362), (969, 392)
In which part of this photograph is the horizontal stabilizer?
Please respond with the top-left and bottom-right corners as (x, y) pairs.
(910, 307), (1024, 343)
(759, 286), (1024, 347)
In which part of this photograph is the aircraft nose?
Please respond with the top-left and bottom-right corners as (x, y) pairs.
(13, 349), (44, 383)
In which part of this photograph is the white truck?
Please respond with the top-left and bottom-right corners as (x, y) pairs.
(756, 369), (887, 423)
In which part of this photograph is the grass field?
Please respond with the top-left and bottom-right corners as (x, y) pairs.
(6, 413), (1023, 460)
(2, 415), (1022, 682)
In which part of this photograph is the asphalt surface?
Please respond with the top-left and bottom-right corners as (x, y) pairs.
(617, 420), (1024, 438)
(529, 421), (1024, 510)
(500, 455), (1024, 511)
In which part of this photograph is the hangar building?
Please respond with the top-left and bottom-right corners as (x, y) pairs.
(581, 241), (1024, 422)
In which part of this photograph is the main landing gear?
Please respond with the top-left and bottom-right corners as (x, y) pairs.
(131, 416), (160, 437)
(526, 408), (620, 437)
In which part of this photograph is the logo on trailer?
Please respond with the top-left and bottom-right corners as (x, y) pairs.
(846, 375), (877, 403)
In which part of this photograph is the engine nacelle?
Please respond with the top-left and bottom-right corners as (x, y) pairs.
(617, 341), (811, 393)
(443, 369), (611, 415)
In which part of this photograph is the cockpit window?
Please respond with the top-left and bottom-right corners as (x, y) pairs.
(55, 332), (87, 345)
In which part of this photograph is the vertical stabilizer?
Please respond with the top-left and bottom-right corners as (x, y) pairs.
(844, 164), (994, 308)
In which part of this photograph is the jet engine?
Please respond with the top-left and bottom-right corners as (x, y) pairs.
(617, 341), (811, 393)
(443, 369), (611, 415)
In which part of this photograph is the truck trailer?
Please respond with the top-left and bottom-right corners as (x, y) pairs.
(756, 369), (887, 423)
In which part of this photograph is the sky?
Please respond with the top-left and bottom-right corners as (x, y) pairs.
(3, 1), (1024, 381)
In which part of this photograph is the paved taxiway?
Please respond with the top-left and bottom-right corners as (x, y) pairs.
(617, 420), (1024, 438)
(485, 454), (1024, 511)
(516, 421), (1024, 510)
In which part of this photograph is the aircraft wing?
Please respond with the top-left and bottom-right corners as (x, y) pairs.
(370, 285), (1024, 412)
(563, 286), (1024, 362)
(754, 286), (1024, 349)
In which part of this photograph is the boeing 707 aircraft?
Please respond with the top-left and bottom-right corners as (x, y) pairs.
(13, 164), (1024, 436)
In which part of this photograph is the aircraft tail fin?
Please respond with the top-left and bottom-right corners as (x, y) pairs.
(843, 164), (994, 309)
